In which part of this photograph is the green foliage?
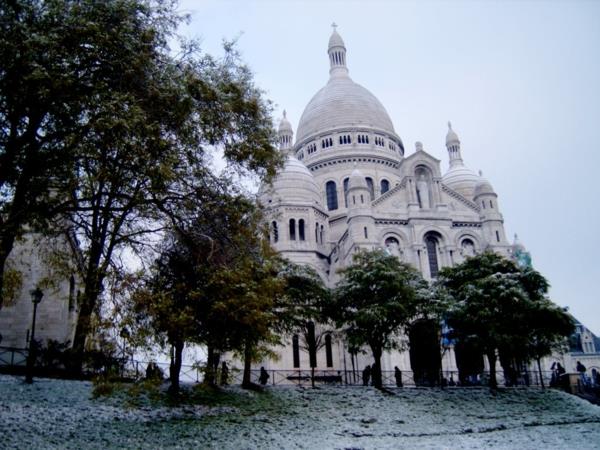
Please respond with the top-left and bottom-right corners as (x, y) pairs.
(0, 266), (22, 306)
(437, 251), (574, 387)
(332, 249), (427, 387)
(276, 262), (332, 334)
(333, 249), (427, 353)
(0, 1), (282, 365)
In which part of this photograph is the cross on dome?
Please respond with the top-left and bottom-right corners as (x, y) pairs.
(331, 22), (337, 31)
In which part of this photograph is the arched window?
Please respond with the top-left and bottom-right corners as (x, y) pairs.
(366, 177), (374, 200)
(364, 227), (368, 239)
(298, 219), (305, 241)
(315, 222), (319, 243)
(380, 179), (390, 194)
(495, 230), (500, 242)
(292, 334), (300, 368)
(424, 233), (440, 278)
(326, 181), (338, 211)
(343, 178), (349, 207)
(320, 225), (324, 244)
(272, 221), (279, 243)
(289, 219), (296, 241)
(325, 334), (333, 367)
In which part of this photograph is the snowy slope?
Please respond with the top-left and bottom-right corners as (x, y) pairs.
(1, 375), (599, 449)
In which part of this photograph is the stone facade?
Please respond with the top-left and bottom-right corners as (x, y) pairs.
(0, 231), (80, 349)
(257, 27), (592, 378)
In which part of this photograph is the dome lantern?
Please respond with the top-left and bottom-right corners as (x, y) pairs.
(446, 121), (463, 167)
(278, 110), (293, 152)
(328, 23), (348, 77)
(442, 122), (479, 198)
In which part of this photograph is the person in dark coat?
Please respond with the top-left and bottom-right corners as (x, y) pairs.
(394, 366), (403, 387)
(220, 362), (229, 386)
(362, 365), (371, 386)
(259, 366), (270, 385)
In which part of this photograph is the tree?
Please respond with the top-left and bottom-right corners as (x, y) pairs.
(520, 299), (574, 388)
(333, 249), (426, 388)
(277, 263), (332, 387)
(126, 184), (285, 393)
(0, 0), (93, 307)
(437, 251), (573, 390)
(0, 1), (281, 369)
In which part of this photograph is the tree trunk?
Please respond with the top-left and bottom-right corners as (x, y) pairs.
(204, 346), (218, 387)
(70, 279), (102, 375)
(371, 347), (383, 389)
(487, 350), (498, 390)
(242, 339), (253, 389)
(70, 243), (105, 375)
(537, 357), (545, 390)
(168, 339), (184, 395)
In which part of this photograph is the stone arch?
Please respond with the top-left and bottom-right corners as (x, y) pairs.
(409, 318), (441, 386)
(455, 232), (481, 257)
(416, 226), (451, 244)
(382, 232), (405, 259)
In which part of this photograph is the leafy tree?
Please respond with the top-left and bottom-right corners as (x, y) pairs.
(277, 263), (332, 387)
(0, 1), (281, 370)
(437, 251), (573, 389)
(333, 249), (426, 388)
(521, 300), (574, 388)
(208, 247), (285, 389)
(126, 185), (285, 393)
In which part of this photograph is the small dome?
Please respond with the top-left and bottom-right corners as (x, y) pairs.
(446, 121), (459, 146)
(348, 167), (367, 190)
(329, 29), (345, 49)
(279, 110), (292, 133)
(473, 173), (495, 197)
(260, 155), (321, 205)
(442, 165), (479, 199)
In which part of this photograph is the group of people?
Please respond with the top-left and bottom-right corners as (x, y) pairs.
(361, 365), (404, 387)
(219, 362), (270, 386)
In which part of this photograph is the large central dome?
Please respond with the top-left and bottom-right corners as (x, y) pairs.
(296, 77), (396, 143)
(295, 28), (396, 144)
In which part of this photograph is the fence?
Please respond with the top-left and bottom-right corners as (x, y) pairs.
(0, 346), (28, 367)
(118, 358), (556, 388)
(0, 347), (557, 388)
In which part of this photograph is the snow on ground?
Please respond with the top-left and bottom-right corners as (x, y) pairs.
(1, 375), (600, 449)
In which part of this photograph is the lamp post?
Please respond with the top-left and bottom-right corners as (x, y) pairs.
(25, 287), (44, 384)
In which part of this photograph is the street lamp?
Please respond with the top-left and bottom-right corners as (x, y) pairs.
(25, 287), (44, 384)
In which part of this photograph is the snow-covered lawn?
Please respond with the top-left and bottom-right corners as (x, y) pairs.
(1, 375), (600, 449)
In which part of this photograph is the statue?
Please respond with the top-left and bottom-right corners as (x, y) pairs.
(416, 174), (430, 209)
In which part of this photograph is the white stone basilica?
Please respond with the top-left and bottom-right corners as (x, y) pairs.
(258, 27), (514, 377)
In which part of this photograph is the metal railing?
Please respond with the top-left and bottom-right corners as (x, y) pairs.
(0, 346), (28, 367)
(0, 347), (558, 389)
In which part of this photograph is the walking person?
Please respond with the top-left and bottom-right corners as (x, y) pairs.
(394, 366), (403, 388)
(362, 365), (371, 386)
(220, 361), (229, 386)
(259, 366), (270, 385)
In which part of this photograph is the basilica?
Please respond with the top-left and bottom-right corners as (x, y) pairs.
(258, 26), (526, 378)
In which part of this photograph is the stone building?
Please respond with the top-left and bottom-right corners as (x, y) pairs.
(0, 231), (81, 350)
(257, 26), (574, 380)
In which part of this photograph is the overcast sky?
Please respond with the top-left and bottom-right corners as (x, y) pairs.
(176, 0), (600, 334)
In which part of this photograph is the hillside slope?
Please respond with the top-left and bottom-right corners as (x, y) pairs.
(1, 375), (599, 449)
